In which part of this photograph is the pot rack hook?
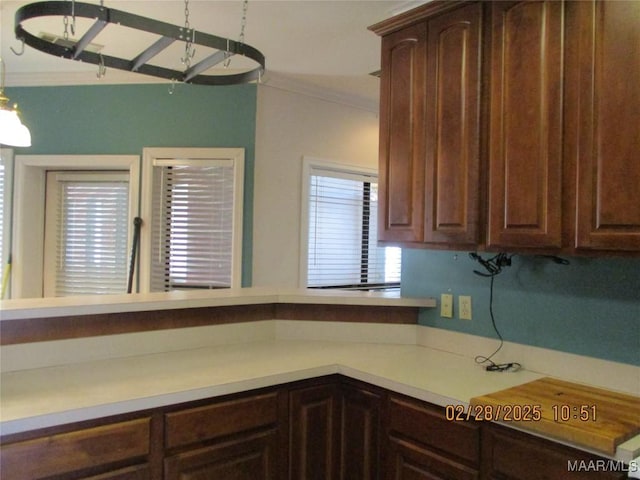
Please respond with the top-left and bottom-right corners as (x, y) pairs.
(10, 38), (25, 56)
(168, 78), (177, 95)
(96, 54), (106, 78)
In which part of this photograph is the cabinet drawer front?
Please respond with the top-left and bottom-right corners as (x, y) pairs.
(0, 418), (151, 480)
(84, 464), (151, 480)
(165, 392), (279, 449)
(164, 429), (278, 480)
(483, 425), (627, 480)
(388, 435), (479, 480)
(388, 396), (480, 466)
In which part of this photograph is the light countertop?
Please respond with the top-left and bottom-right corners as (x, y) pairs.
(1, 320), (638, 463)
(0, 340), (542, 433)
(0, 287), (435, 320)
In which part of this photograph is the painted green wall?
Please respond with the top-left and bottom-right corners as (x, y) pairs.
(401, 249), (640, 366)
(7, 83), (257, 286)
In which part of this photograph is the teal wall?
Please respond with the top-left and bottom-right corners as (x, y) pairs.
(7, 83), (257, 285)
(401, 249), (640, 366)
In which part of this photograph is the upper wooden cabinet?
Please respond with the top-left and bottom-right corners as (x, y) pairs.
(572, 0), (640, 251)
(378, 22), (427, 243)
(376, 2), (481, 247)
(424, 3), (482, 246)
(371, 0), (640, 255)
(487, 0), (564, 249)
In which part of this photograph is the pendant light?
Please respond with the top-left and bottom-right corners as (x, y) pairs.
(0, 58), (31, 147)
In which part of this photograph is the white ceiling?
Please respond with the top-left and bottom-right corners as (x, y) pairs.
(1, 0), (425, 109)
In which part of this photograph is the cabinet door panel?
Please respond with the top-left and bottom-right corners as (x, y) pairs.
(164, 429), (277, 480)
(0, 418), (151, 480)
(482, 424), (626, 480)
(387, 436), (479, 480)
(424, 2), (482, 246)
(165, 392), (278, 449)
(378, 23), (427, 243)
(340, 385), (381, 480)
(289, 383), (340, 480)
(574, 0), (640, 251)
(488, 1), (564, 249)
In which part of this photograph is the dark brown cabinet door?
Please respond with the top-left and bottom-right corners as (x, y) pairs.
(487, 1), (565, 249)
(573, 0), (640, 251)
(164, 429), (278, 480)
(289, 383), (340, 480)
(386, 436), (479, 480)
(482, 423), (627, 480)
(339, 384), (382, 480)
(424, 2), (482, 246)
(0, 418), (151, 480)
(378, 22), (427, 243)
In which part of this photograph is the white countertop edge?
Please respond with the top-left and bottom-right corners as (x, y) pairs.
(0, 288), (436, 320)
(0, 364), (341, 437)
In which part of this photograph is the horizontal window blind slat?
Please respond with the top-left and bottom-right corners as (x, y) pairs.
(53, 179), (129, 296)
(151, 164), (235, 292)
(307, 172), (400, 289)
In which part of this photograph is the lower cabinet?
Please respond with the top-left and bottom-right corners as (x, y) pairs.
(482, 423), (628, 480)
(288, 378), (382, 480)
(386, 395), (480, 480)
(387, 436), (478, 480)
(0, 417), (152, 480)
(0, 376), (629, 480)
(163, 391), (284, 480)
(289, 382), (341, 480)
(164, 429), (279, 480)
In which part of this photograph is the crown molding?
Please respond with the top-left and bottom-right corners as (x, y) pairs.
(6, 70), (379, 112)
(259, 72), (379, 113)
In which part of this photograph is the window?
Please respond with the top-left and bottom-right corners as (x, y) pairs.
(140, 148), (244, 292)
(43, 172), (131, 297)
(301, 158), (401, 290)
(12, 155), (139, 299)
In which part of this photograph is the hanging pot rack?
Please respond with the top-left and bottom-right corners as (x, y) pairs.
(14, 1), (266, 85)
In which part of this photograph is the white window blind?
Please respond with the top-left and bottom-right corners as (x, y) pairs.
(307, 169), (401, 289)
(150, 161), (236, 291)
(44, 172), (130, 297)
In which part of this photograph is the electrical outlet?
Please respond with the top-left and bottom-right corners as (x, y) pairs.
(440, 293), (453, 318)
(459, 295), (472, 320)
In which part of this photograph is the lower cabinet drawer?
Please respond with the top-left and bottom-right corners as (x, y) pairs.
(164, 428), (278, 480)
(482, 424), (628, 480)
(0, 418), (151, 480)
(83, 464), (151, 480)
(165, 391), (279, 449)
(388, 395), (480, 466)
(388, 435), (479, 480)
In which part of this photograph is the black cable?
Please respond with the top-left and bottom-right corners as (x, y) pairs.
(469, 252), (521, 372)
(473, 275), (521, 372)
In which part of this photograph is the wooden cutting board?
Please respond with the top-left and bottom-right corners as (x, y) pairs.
(470, 377), (640, 455)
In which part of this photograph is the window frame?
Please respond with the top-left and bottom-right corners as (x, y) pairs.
(139, 147), (244, 292)
(299, 156), (400, 290)
(12, 155), (140, 298)
(0, 148), (14, 299)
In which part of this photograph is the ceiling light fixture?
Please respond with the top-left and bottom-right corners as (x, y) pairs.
(0, 57), (31, 147)
(14, 0), (266, 86)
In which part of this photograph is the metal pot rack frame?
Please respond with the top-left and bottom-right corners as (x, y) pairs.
(14, 1), (266, 85)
